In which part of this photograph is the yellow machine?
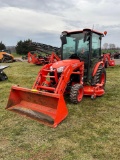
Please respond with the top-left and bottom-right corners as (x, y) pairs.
(0, 50), (14, 63)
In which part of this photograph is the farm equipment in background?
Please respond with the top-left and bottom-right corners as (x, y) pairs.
(0, 50), (14, 63)
(0, 65), (9, 81)
(113, 52), (120, 59)
(102, 53), (115, 68)
(28, 42), (61, 56)
(28, 51), (45, 65)
(6, 28), (107, 127)
(28, 52), (60, 65)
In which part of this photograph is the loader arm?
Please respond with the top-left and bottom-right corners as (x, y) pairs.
(55, 63), (84, 94)
(49, 52), (61, 63)
(32, 63), (53, 89)
(32, 61), (84, 95)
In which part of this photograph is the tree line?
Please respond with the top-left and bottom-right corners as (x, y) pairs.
(0, 41), (120, 55)
(0, 40), (36, 55)
(0, 41), (6, 50)
(103, 43), (120, 50)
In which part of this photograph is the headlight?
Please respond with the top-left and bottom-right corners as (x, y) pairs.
(57, 66), (65, 73)
(50, 66), (53, 71)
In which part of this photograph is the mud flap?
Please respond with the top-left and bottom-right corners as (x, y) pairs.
(6, 86), (68, 127)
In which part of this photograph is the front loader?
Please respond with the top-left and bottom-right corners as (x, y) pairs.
(6, 28), (107, 127)
(28, 52), (60, 65)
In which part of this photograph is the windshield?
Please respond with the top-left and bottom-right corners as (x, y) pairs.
(62, 33), (89, 60)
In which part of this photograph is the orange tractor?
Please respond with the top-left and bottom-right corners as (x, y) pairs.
(28, 52), (60, 65)
(6, 28), (107, 127)
(102, 53), (115, 68)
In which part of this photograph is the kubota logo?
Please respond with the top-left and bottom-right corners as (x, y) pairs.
(72, 64), (77, 68)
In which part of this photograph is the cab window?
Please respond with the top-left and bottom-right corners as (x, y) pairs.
(92, 33), (101, 58)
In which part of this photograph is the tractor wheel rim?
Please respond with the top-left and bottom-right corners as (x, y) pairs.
(77, 88), (83, 101)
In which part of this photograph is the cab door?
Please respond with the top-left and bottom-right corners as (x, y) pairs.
(91, 33), (102, 70)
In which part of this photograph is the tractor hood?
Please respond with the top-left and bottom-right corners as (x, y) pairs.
(51, 59), (81, 69)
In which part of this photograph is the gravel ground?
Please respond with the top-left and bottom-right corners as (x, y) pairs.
(114, 59), (120, 65)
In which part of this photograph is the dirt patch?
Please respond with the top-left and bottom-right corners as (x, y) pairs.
(14, 57), (27, 62)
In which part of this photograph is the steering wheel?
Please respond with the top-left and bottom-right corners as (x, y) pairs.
(69, 54), (80, 60)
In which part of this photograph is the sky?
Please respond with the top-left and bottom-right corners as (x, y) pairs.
(0, 0), (120, 48)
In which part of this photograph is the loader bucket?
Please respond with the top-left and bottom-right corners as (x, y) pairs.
(6, 86), (68, 127)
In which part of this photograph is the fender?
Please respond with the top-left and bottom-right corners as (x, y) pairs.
(92, 61), (104, 77)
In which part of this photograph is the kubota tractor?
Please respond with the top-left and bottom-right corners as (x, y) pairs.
(6, 28), (107, 127)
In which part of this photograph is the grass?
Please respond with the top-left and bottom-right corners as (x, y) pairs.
(0, 61), (120, 160)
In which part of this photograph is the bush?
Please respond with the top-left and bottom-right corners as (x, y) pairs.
(0, 41), (6, 50)
(16, 39), (36, 55)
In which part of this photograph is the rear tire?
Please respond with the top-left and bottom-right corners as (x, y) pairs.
(70, 84), (83, 104)
(92, 64), (106, 87)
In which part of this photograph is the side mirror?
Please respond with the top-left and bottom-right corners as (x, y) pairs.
(60, 35), (67, 45)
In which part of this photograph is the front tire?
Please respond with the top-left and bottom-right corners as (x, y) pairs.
(70, 84), (83, 104)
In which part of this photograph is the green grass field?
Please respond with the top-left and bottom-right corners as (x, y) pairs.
(0, 61), (120, 160)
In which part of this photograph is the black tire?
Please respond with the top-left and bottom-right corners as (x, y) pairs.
(92, 64), (106, 87)
(105, 61), (109, 68)
(70, 84), (83, 104)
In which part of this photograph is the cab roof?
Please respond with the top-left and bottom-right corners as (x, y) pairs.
(62, 28), (104, 36)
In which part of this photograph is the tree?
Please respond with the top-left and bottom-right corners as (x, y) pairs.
(109, 43), (116, 49)
(103, 43), (108, 49)
(16, 39), (36, 55)
(0, 41), (6, 50)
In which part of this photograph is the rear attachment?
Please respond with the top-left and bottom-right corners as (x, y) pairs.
(6, 86), (68, 128)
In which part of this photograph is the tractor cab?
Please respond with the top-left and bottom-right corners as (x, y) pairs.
(60, 29), (105, 82)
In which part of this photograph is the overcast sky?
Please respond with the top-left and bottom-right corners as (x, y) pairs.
(0, 0), (120, 47)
